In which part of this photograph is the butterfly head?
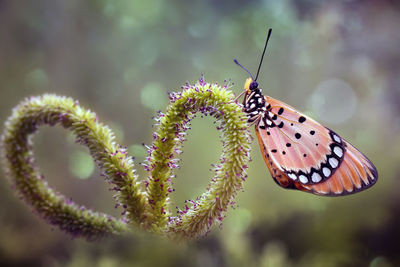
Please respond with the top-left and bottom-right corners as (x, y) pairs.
(244, 78), (259, 93)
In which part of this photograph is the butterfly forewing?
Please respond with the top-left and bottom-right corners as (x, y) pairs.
(255, 95), (378, 196)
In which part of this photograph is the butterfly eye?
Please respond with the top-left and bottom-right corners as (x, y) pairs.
(250, 81), (258, 90)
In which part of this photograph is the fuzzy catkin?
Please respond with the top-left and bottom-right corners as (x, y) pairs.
(1, 78), (252, 240)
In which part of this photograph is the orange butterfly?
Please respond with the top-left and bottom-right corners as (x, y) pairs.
(234, 29), (378, 196)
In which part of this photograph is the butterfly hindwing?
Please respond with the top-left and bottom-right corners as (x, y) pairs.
(255, 95), (378, 196)
(302, 139), (377, 196)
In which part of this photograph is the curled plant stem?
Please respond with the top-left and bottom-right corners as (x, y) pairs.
(145, 79), (252, 239)
(0, 78), (252, 240)
(1, 96), (144, 239)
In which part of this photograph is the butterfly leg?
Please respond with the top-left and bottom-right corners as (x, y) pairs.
(217, 90), (246, 107)
(232, 90), (246, 102)
(247, 114), (262, 127)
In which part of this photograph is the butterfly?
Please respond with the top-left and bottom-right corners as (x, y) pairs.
(234, 29), (378, 196)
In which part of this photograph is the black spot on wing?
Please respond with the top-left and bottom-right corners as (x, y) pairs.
(299, 116), (306, 123)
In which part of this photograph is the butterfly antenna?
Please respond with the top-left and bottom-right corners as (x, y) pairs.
(255, 28), (272, 81)
(234, 58), (254, 80)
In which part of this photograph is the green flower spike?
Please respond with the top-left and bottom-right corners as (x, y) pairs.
(1, 77), (252, 240)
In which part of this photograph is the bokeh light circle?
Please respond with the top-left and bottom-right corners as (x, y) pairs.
(310, 79), (358, 124)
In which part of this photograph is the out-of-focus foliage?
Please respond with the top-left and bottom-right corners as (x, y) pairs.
(0, 0), (399, 266)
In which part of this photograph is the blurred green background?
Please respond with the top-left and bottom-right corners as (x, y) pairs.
(0, 0), (399, 266)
